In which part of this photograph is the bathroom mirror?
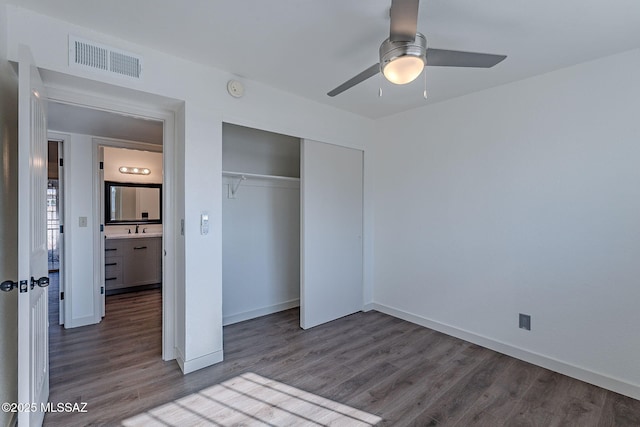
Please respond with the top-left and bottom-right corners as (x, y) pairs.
(105, 181), (162, 224)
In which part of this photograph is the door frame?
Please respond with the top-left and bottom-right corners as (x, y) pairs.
(94, 138), (164, 319)
(219, 117), (374, 334)
(45, 85), (178, 361)
(47, 134), (66, 325)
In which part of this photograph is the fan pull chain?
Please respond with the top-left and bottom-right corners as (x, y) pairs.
(379, 87), (383, 97)
(423, 70), (428, 100)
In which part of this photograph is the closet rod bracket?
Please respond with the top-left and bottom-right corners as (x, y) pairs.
(229, 175), (247, 198)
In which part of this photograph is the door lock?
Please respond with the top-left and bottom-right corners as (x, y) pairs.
(30, 276), (50, 290)
(0, 279), (28, 293)
(0, 280), (18, 292)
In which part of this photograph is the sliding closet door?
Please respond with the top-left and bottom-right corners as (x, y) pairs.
(301, 140), (363, 329)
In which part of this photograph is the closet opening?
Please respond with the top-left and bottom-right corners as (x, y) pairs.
(222, 123), (301, 326)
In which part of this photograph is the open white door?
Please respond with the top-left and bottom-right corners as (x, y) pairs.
(17, 45), (49, 427)
(56, 140), (65, 325)
(301, 140), (363, 329)
(98, 145), (105, 318)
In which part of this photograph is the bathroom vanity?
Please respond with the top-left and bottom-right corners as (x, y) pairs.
(105, 234), (162, 294)
(103, 179), (163, 294)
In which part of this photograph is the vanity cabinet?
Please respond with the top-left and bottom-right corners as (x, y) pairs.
(105, 236), (161, 293)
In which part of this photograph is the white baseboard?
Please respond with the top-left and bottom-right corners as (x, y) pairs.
(369, 302), (640, 401)
(223, 299), (300, 326)
(162, 345), (176, 362)
(64, 315), (98, 329)
(177, 349), (224, 375)
(175, 347), (185, 373)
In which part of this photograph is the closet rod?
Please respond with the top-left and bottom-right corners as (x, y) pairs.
(222, 171), (300, 182)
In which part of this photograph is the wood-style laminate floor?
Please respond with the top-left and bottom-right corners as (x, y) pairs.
(45, 275), (640, 426)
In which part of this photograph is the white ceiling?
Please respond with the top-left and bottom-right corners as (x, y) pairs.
(48, 102), (163, 145)
(8, 0), (640, 119)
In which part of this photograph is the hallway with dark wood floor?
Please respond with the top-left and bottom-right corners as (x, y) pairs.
(46, 274), (640, 426)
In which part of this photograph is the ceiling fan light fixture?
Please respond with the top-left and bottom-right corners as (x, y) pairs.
(382, 55), (425, 84)
(380, 32), (427, 85)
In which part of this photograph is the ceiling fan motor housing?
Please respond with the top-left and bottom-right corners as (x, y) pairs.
(379, 32), (427, 72)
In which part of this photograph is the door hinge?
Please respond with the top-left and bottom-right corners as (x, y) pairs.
(99, 161), (104, 170)
(100, 224), (104, 232)
(59, 158), (64, 167)
(60, 292), (64, 300)
(101, 286), (104, 295)
(59, 224), (64, 233)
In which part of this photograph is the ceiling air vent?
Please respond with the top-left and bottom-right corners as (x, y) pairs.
(69, 36), (143, 79)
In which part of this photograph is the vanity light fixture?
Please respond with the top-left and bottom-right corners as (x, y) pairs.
(119, 166), (151, 175)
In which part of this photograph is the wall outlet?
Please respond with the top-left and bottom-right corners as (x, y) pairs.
(519, 313), (531, 331)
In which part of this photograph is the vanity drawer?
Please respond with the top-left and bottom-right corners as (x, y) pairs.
(105, 256), (122, 275)
(104, 271), (124, 290)
(104, 273), (126, 291)
(105, 240), (124, 290)
(105, 239), (124, 254)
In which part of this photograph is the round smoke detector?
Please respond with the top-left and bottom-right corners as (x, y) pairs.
(227, 80), (244, 98)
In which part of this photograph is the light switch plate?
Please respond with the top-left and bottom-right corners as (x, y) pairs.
(79, 216), (88, 227)
(200, 213), (209, 235)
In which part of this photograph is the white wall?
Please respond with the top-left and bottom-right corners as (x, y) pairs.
(222, 178), (300, 324)
(5, 5), (374, 373)
(103, 146), (163, 184)
(373, 49), (640, 398)
(61, 132), (99, 327)
(222, 123), (300, 177)
(0, 4), (19, 424)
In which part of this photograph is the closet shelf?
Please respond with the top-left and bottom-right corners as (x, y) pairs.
(222, 171), (300, 182)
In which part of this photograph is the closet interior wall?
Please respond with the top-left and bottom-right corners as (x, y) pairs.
(221, 123), (301, 325)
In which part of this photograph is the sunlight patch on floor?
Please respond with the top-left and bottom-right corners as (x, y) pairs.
(122, 372), (381, 426)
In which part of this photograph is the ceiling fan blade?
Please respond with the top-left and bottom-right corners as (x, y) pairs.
(327, 63), (380, 97)
(389, 0), (419, 42)
(426, 48), (506, 68)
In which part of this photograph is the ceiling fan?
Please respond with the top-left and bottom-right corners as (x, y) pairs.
(327, 0), (506, 97)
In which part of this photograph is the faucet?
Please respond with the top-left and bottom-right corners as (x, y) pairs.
(135, 224), (139, 234)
